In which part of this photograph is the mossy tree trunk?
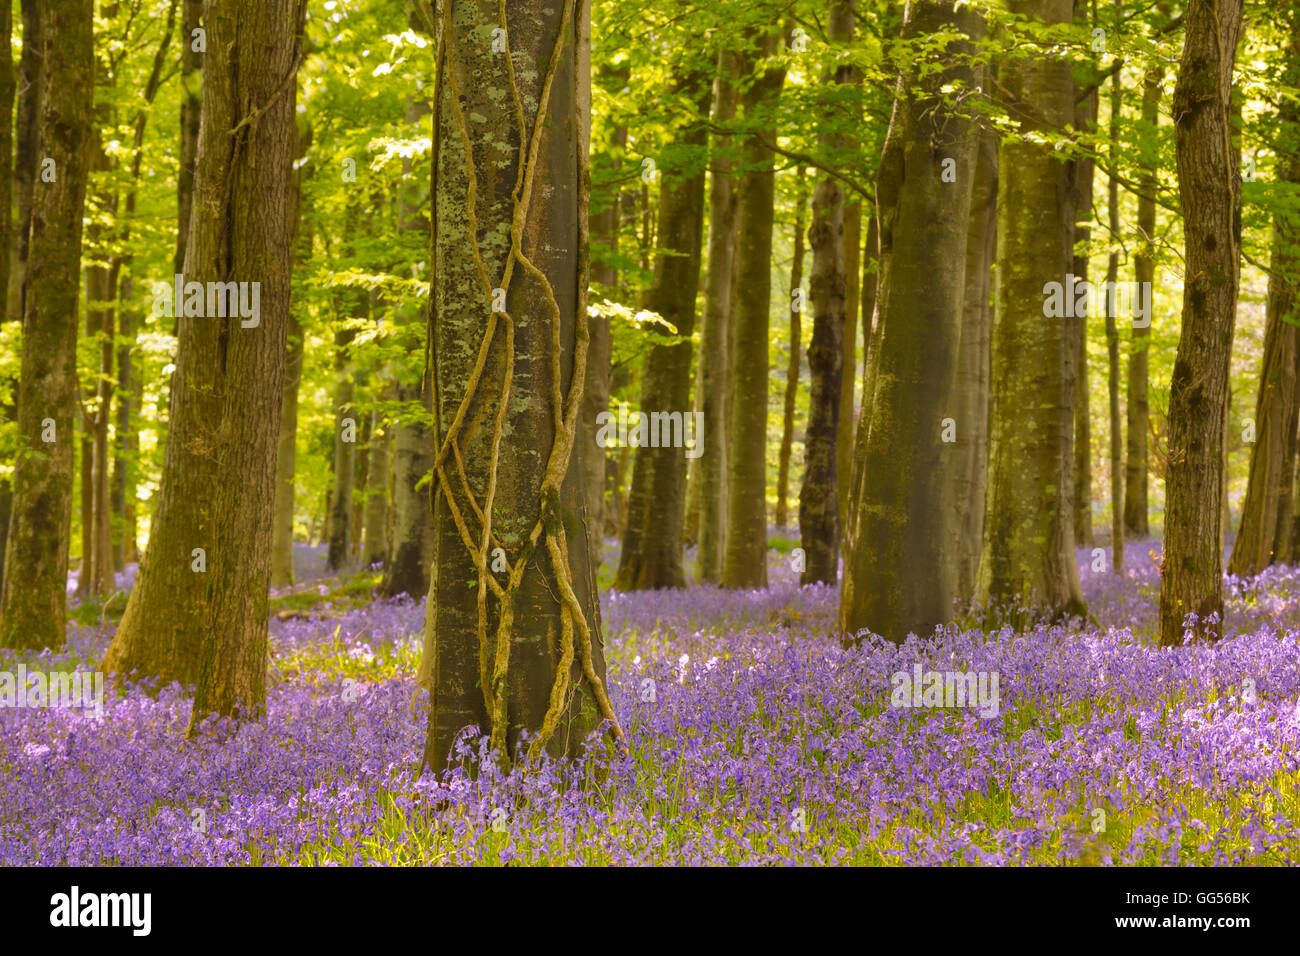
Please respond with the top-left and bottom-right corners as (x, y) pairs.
(840, 0), (982, 641)
(0, 0), (91, 651)
(103, 0), (307, 725)
(1158, 0), (1244, 645)
(976, 0), (1086, 623)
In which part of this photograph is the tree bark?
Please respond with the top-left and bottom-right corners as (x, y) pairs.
(1227, 14), (1300, 576)
(1158, 0), (1244, 645)
(0, 0), (92, 650)
(615, 71), (710, 591)
(327, 325), (358, 571)
(976, 0), (1086, 623)
(424, 0), (621, 772)
(952, 126), (997, 604)
(840, 0), (982, 641)
(363, 411), (390, 567)
(103, 0), (307, 725)
(695, 46), (741, 583)
(721, 28), (785, 590)
(775, 167), (806, 530)
(1103, 65), (1124, 573)
(1126, 66), (1161, 537)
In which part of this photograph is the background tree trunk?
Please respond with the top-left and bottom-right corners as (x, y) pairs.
(1227, 13), (1300, 576)
(1103, 66), (1124, 573)
(721, 28), (785, 590)
(363, 411), (389, 567)
(1126, 66), (1162, 537)
(0, 0), (92, 651)
(1158, 0), (1244, 645)
(616, 72), (710, 591)
(694, 46), (740, 583)
(775, 167), (806, 530)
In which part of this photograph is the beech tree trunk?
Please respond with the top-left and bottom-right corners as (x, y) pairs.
(1227, 13), (1300, 576)
(616, 71), (710, 591)
(952, 126), (997, 605)
(1103, 67), (1124, 573)
(840, 0), (982, 641)
(1158, 0), (1244, 645)
(363, 411), (390, 567)
(0, 0), (92, 651)
(695, 46), (741, 583)
(1126, 66), (1161, 537)
(775, 168), (806, 530)
(976, 0), (1086, 623)
(103, 0), (307, 726)
(424, 0), (620, 772)
(327, 325), (358, 571)
(721, 28), (785, 590)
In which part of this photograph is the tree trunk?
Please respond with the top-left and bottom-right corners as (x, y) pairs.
(837, 198), (861, 526)
(582, 114), (625, 567)
(952, 126), (997, 604)
(0, 0), (92, 651)
(721, 29), (785, 590)
(976, 0), (1086, 624)
(1126, 66), (1161, 537)
(1227, 15), (1300, 575)
(775, 167), (806, 530)
(1070, 81), (1098, 551)
(1104, 66), (1124, 573)
(103, 0), (307, 726)
(363, 411), (389, 567)
(0, 0), (18, 596)
(6, 0), (42, 325)
(695, 46), (741, 583)
(424, 0), (622, 773)
(840, 0), (982, 641)
(1158, 0), (1244, 645)
(174, 0), (202, 278)
(615, 71), (710, 591)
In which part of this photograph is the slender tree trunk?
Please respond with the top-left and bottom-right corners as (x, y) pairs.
(583, 118), (625, 567)
(800, 2), (856, 585)
(841, 0), (982, 640)
(695, 46), (740, 582)
(424, 0), (622, 772)
(721, 28), (785, 590)
(174, 0), (202, 278)
(1126, 67), (1161, 537)
(379, 94), (435, 600)
(976, 0), (1086, 623)
(327, 326), (358, 571)
(616, 72), (710, 591)
(775, 167), (806, 530)
(103, 0), (307, 723)
(952, 126), (997, 604)
(837, 197), (860, 526)
(0, 0), (13, 594)
(1104, 65), (1124, 573)
(363, 411), (390, 567)
(0, 0), (92, 650)
(1070, 83), (1098, 550)
(1158, 0), (1244, 645)
(6, 0), (42, 325)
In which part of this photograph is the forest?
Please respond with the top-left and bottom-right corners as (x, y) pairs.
(0, 0), (1298, 871)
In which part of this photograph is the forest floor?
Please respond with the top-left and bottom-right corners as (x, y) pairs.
(3, 535), (1300, 864)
